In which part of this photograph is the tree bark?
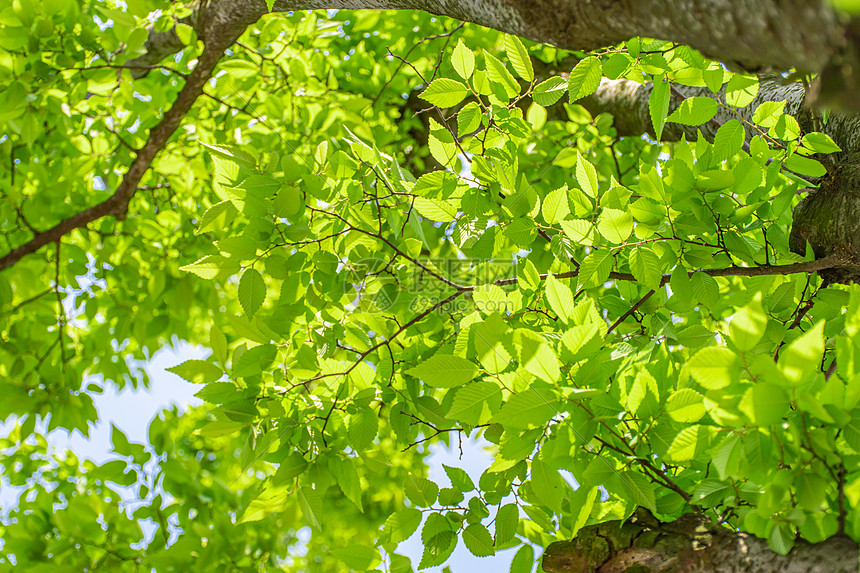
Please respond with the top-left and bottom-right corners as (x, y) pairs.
(541, 510), (859, 573)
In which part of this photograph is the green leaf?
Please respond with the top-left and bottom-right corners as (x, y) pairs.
(685, 347), (739, 390)
(649, 75), (670, 141)
(752, 100), (786, 128)
(532, 76), (567, 106)
(729, 293), (766, 353)
(494, 504), (518, 543)
(666, 388), (706, 423)
(578, 250), (613, 289)
(383, 508), (422, 544)
(520, 338), (561, 383)
(297, 485), (323, 530)
(492, 386), (559, 429)
(406, 475), (439, 507)
(596, 208), (633, 244)
(458, 101), (483, 136)
(505, 35), (534, 82)
(510, 544), (535, 573)
(545, 274), (574, 323)
(239, 482), (287, 523)
(180, 255), (240, 280)
(348, 408), (378, 450)
(725, 73), (759, 107)
(452, 39), (475, 79)
(463, 523), (495, 556)
(541, 187), (571, 224)
(802, 132), (841, 154)
(568, 57), (602, 101)
(420, 78), (470, 108)
(166, 359), (223, 384)
(628, 246), (662, 291)
(784, 153), (827, 177)
(238, 268), (266, 318)
(778, 320), (824, 386)
(576, 151), (598, 197)
(666, 96), (718, 126)
(448, 381), (503, 425)
(750, 382), (789, 426)
(484, 51), (520, 98)
(667, 425), (713, 462)
(443, 464), (475, 492)
(406, 354), (479, 388)
(712, 120), (745, 162)
(420, 513), (456, 568)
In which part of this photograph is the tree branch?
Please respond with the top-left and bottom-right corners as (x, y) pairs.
(0, 2), (264, 272)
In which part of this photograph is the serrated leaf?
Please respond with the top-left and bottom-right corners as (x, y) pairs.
(532, 76), (567, 106)
(628, 246), (662, 291)
(541, 187), (570, 224)
(166, 359), (223, 384)
(576, 151), (598, 197)
(568, 57), (602, 101)
(420, 78), (470, 108)
(578, 250), (613, 288)
(348, 408), (378, 450)
(297, 485), (323, 529)
(492, 386), (559, 429)
(484, 51), (520, 98)
(666, 96), (718, 126)
(666, 388), (706, 423)
(239, 482), (287, 523)
(802, 132), (841, 154)
(713, 120), (745, 162)
(649, 75), (670, 141)
(419, 513), (456, 569)
(452, 39), (474, 79)
(725, 73), (758, 107)
(494, 503), (518, 543)
(443, 464), (475, 492)
(685, 347), (739, 389)
(458, 101), (483, 136)
(505, 35), (533, 82)
(180, 255), (239, 280)
(383, 508), (422, 544)
(545, 274), (574, 323)
(510, 544), (535, 573)
(448, 381), (503, 425)
(729, 293), (766, 353)
(596, 208), (633, 244)
(752, 100), (785, 128)
(406, 354), (479, 388)
(238, 268), (266, 317)
(463, 523), (495, 557)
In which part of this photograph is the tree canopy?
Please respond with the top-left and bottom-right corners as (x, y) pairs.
(2, 1), (860, 571)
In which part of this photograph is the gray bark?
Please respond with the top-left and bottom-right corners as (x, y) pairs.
(541, 510), (859, 573)
(269, 0), (845, 75)
(130, 1), (858, 108)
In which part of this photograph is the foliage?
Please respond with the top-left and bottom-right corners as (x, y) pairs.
(1, 1), (858, 571)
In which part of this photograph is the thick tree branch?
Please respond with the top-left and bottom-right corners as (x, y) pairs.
(128, 1), (858, 106)
(541, 509), (859, 573)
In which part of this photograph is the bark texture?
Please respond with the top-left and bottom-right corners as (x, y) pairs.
(271, 0), (845, 76)
(541, 510), (859, 573)
(790, 152), (860, 282)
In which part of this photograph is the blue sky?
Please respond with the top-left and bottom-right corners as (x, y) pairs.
(1, 343), (520, 572)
